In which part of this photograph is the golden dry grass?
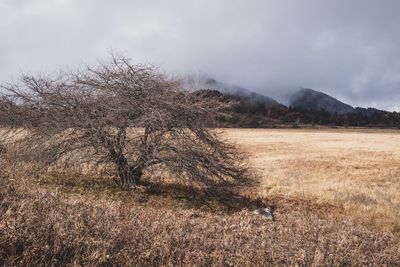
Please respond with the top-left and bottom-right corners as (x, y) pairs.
(224, 128), (400, 232)
(1, 128), (400, 265)
(2, 169), (400, 266)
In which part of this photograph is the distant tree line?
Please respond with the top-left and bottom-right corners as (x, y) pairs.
(285, 107), (400, 128)
(197, 89), (400, 128)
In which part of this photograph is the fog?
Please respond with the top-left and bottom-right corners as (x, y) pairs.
(1, 0), (400, 110)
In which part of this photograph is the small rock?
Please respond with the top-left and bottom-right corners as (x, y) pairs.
(253, 207), (274, 220)
(144, 251), (152, 258)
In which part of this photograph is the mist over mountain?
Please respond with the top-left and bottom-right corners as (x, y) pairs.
(184, 76), (390, 115)
(190, 78), (400, 128)
(287, 88), (390, 118)
(181, 75), (282, 108)
(289, 88), (355, 115)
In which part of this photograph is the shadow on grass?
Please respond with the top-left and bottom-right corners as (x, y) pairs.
(142, 181), (268, 213)
(37, 174), (268, 214)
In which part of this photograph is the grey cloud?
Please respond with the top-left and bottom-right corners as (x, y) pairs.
(1, 0), (400, 110)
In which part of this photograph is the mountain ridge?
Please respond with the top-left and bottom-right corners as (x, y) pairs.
(192, 79), (400, 128)
(289, 88), (355, 115)
(182, 76), (283, 108)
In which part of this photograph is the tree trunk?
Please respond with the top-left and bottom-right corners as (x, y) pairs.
(117, 163), (143, 188)
(110, 150), (143, 188)
(108, 129), (146, 188)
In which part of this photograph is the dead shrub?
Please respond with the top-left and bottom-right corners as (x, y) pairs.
(1, 55), (250, 189)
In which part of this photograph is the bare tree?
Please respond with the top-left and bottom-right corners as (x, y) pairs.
(1, 56), (248, 189)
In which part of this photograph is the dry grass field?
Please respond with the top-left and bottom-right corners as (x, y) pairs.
(1, 128), (400, 265)
(224, 128), (400, 232)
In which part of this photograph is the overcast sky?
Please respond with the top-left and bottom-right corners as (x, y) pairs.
(1, 0), (400, 110)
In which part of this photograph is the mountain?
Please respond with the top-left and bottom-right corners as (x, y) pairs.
(186, 78), (400, 127)
(182, 76), (282, 108)
(289, 88), (355, 115)
(201, 79), (282, 107)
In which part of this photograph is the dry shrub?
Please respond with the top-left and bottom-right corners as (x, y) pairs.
(1, 56), (249, 189)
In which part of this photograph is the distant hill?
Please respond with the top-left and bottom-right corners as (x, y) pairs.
(193, 88), (288, 127)
(289, 88), (355, 115)
(182, 76), (283, 107)
(288, 88), (388, 118)
(194, 85), (400, 128)
(201, 78), (282, 108)
(185, 77), (400, 128)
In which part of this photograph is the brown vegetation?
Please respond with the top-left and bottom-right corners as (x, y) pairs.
(1, 161), (399, 266)
(0, 58), (399, 265)
(225, 128), (400, 233)
(0, 56), (247, 189)
(0, 129), (399, 265)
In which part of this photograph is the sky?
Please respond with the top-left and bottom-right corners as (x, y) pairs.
(1, 0), (400, 110)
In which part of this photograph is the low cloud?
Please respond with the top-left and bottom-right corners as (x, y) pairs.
(1, 0), (399, 110)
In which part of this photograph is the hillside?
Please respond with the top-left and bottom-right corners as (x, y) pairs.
(289, 88), (355, 114)
(201, 78), (282, 108)
(194, 83), (400, 128)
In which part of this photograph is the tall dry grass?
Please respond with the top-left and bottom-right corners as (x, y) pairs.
(1, 129), (400, 265)
(224, 128), (400, 232)
(1, 173), (400, 266)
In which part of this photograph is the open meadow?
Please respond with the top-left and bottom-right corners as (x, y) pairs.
(1, 128), (400, 266)
(3, 1), (400, 265)
(224, 128), (400, 233)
